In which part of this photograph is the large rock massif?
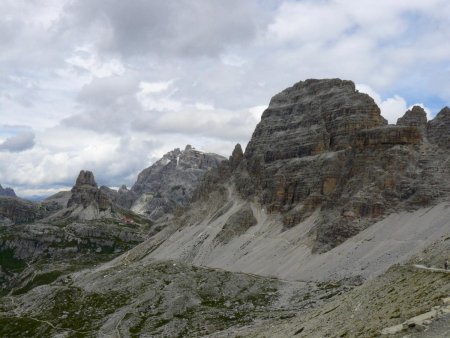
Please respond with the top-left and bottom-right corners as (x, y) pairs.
(123, 145), (225, 221)
(145, 79), (450, 282)
(64, 170), (115, 220)
(196, 79), (450, 252)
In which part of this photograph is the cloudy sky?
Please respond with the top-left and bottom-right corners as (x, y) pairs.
(1, 0), (449, 198)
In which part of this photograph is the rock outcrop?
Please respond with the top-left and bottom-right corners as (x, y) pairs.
(0, 193), (68, 226)
(65, 170), (114, 220)
(427, 106), (450, 149)
(0, 197), (36, 225)
(100, 185), (136, 210)
(245, 79), (387, 162)
(0, 184), (16, 197)
(229, 143), (244, 170)
(396, 105), (427, 132)
(127, 145), (225, 221)
(213, 203), (257, 245)
(194, 79), (450, 253)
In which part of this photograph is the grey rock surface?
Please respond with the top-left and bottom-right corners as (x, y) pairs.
(245, 79), (387, 162)
(0, 257), (345, 337)
(212, 79), (450, 252)
(0, 197), (36, 224)
(397, 105), (428, 133)
(0, 170), (154, 294)
(427, 106), (450, 148)
(127, 145), (225, 221)
(0, 185), (16, 197)
(67, 170), (111, 211)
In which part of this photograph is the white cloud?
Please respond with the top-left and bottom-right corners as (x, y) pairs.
(357, 84), (407, 123)
(267, 2), (351, 43)
(248, 105), (267, 121)
(0, 128), (35, 152)
(379, 95), (408, 124)
(195, 103), (215, 111)
(136, 80), (182, 111)
(66, 45), (125, 78)
(220, 54), (247, 67)
(138, 80), (174, 94)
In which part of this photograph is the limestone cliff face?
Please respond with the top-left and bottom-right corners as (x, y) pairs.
(65, 170), (115, 220)
(197, 79), (450, 253)
(427, 106), (450, 149)
(245, 79), (387, 162)
(0, 197), (36, 225)
(128, 145), (225, 221)
(397, 105), (427, 132)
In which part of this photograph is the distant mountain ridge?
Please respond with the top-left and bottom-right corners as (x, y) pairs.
(0, 184), (16, 197)
(109, 145), (225, 221)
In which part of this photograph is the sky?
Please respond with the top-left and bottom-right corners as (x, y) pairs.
(1, 0), (449, 198)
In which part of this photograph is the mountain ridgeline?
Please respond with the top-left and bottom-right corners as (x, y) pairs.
(1, 78), (450, 337)
(0, 185), (16, 198)
(101, 145), (225, 222)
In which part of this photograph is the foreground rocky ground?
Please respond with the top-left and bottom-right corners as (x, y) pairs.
(0, 226), (448, 337)
(0, 259), (352, 337)
(214, 237), (450, 337)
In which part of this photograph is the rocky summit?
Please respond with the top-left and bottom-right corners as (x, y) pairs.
(225, 79), (450, 252)
(125, 145), (225, 221)
(65, 170), (114, 220)
(0, 185), (16, 198)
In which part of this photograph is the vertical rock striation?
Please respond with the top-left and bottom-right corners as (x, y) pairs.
(197, 79), (450, 253)
(127, 145), (225, 221)
(66, 170), (113, 219)
(427, 106), (450, 149)
(397, 105), (427, 133)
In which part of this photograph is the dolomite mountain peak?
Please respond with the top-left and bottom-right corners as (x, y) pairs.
(124, 145), (225, 221)
(195, 78), (450, 253)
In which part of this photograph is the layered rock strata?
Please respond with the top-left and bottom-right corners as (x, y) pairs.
(196, 79), (450, 252)
(396, 105), (427, 132)
(126, 145), (225, 221)
(64, 170), (116, 220)
(67, 170), (111, 210)
(427, 106), (450, 149)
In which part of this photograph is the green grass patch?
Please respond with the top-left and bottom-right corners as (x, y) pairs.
(12, 271), (63, 295)
(39, 287), (130, 332)
(0, 316), (53, 338)
(0, 248), (26, 272)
